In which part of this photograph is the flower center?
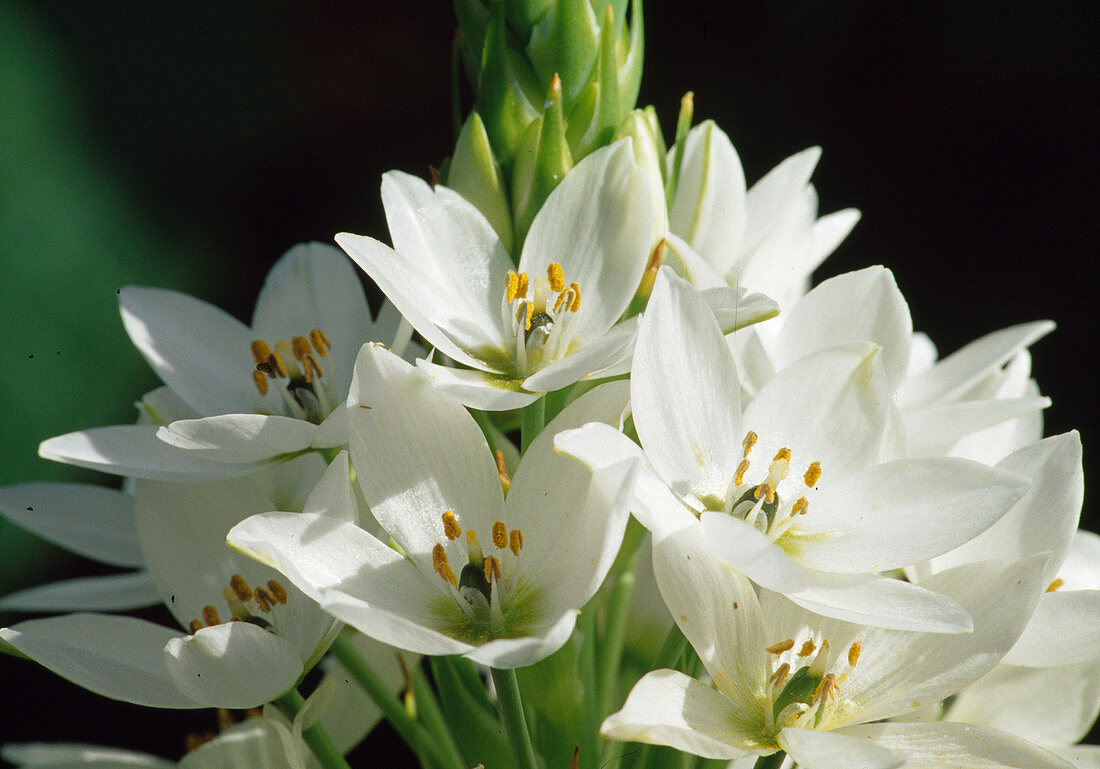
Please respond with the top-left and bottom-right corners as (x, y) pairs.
(430, 511), (525, 620)
(249, 328), (337, 423)
(187, 573), (291, 637)
(501, 262), (582, 376)
(762, 637), (861, 736)
(721, 431), (822, 542)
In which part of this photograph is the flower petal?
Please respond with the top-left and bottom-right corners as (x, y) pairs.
(1060, 530), (1100, 590)
(902, 396), (1051, 457)
(0, 614), (201, 708)
(633, 268), (743, 501)
(778, 725), (902, 769)
(157, 414), (318, 462)
(0, 571), (159, 613)
(1, 743), (174, 768)
(699, 286), (779, 335)
(0, 482), (143, 567)
(415, 358), (540, 411)
(601, 669), (769, 760)
(119, 286), (260, 416)
(839, 722), (1074, 769)
(521, 140), (660, 338)
(520, 316), (640, 394)
(463, 610), (580, 669)
(742, 147), (822, 256)
(698, 512), (808, 593)
(1002, 589), (1100, 667)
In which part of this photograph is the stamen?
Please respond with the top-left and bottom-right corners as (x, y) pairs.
(755, 482), (776, 504)
(310, 328), (331, 357)
(1046, 578), (1064, 592)
(442, 511), (462, 540)
(492, 521), (508, 549)
(189, 619), (204, 634)
(254, 587), (275, 612)
(813, 673), (837, 702)
(768, 662), (791, 689)
(774, 448), (792, 463)
(798, 640), (816, 658)
(266, 351), (288, 378)
(766, 639), (795, 655)
(274, 342), (300, 378)
(792, 497), (808, 515)
(547, 262), (565, 292)
(466, 530), (484, 563)
(742, 431), (758, 456)
(509, 529), (524, 556)
(808, 640), (831, 677)
(483, 555), (502, 582)
(506, 271), (522, 302)
(252, 370), (269, 395)
(229, 574), (252, 602)
(251, 340), (273, 365)
(303, 353), (324, 382)
(432, 544), (457, 586)
(804, 461), (822, 488)
(848, 642), (861, 667)
(568, 281), (580, 311)
(734, 458), (750, 486)
(202, 605), (221, 626)
(495, 450), (511, 493)
(267, 580), (288, 604)
(291, 336), (312, 361)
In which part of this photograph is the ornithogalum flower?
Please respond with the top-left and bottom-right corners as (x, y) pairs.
(557, 268), (1032, 630)
(600, 525), (1070, 769)
(38, 243), (409, 479)
(228, 343), (636, 668)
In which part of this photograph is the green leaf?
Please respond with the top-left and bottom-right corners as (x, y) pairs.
(430, 656), (514, 769)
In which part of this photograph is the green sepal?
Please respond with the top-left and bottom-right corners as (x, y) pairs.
(511, 75), (573, 249)
(616, 107), (667, 202)
(593, 0), (629, 32)
(454, 0), (489, 89)
(526, 0), (600, 106)
(665, 90), (695, 205)
(566, 3), (623, 157)
(477, 1), (542, 173)
(505, 0), (552, 43)
(447, 111), (515, 253)
(430, 656), (514, 769)
(616, 0), (644, 116)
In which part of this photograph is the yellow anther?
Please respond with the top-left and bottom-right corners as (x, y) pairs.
(804, 461), (822, 488)
(252, 370), (269, 396)
(492, 521), (508, 549)
(254, 587), (274, 612)
(547, 262), (565, 292)
(765, 639), (795, 655)
(251, 340), (273, 365)
(310, 328), (331, 356)
(568, 281), (581, 311)
(291, 336), (312, 361)
(516, 272), (528, 297)
(755, 482), (776, 505)
(267, 352), (288, 378)
(768, 662), (790, 688)
(848, 641), (861, 667)
(229, 574), (252, 602)
(742, 431), (758, 456)
(734, 458), (751, 487)
(432, 544), (457, 586)
(441, 511), (461, 540)
(223, 587), (236, 604)
(188, 619), (204, 634)
(495, 450), (511, 493)
(506, 271), (521, 302)
(267, 580), (288, 604)
(798, 640), (816, 658)
(483, 555), (502, 583)
(524, 303), (534, 331)
(773, 447), (792, 464)
(202, 605), (221, 626)
(1046, 578), (1065, 592)
(509, 528), (524, 556)
(303, 353), (324, 382)
(792, 497), (808, 515)
(814, 673), (838, 702)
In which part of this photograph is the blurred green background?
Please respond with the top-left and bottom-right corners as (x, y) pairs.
(2, 0), (1096, 759)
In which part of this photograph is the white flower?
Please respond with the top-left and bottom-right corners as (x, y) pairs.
(600, 524), (1069, 768)
(557, 268), (1031, 631)
(228, 342), (637, 668)
(336, 140), (664, 410)
(663, 120), (861, 316)
(39, 243), (408, 479)
(0, 455), (352, 709)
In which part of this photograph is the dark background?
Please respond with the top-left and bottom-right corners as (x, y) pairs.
(1, 1), (1095, 761)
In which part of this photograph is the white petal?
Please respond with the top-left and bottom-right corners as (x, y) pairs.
(39, 425), (253, 481)
(0, 614), (201, 708)
(0, 571), (158, 613)
(415, 359), (539, 411)
(839, 722), (1074, 769)
(1060, 530), (1100, 590)
(522, 140), (660, 338)
(335, 233), (505, 373)
(808, 207), (861, 266)
(743, 343), (890, 479)
(742, 147), (822, 256)
(520, 317), (640, 394)
(699, 513), (808, 593)
(773, 266), (912, 392)
(947, 660), (1100, 746)
(119, 286), (260, 416)
(1053, 744), (1100, 769)
(601, 670), (768, 760)
(796, 458), (1031, 573)
(311, 403), (348, 449)
(179, 719), (298, 769)
(157, 414), (317, 462)
(700, 286), (779, 334)
(786, 570), (972, 633)
(0, 483), (143, 567)
(778, 725), (902, 769)
(320, 588), (475, 659)
(1002, 590), (1100, 667)
(250, 242), (373, 395)
(898, 320), (1055, 408)
(348, 344), (505, 557)
(463, 609), (580, 669)
(301, 451), (358, 524)
(633, 268), (743, 501)
(902, 396), (1051, 457)
(662, 233), (729, 290)
(164, 622), (303, 709)
(2, 743), (173, 768)
(668, 121), (747, 277)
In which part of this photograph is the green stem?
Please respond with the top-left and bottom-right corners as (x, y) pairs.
(330, 635), (460, 769)
(490, 667), (539, 769)
(412, 667), (467, 769)
(752, 752), (786, 769)
(520, 396), (545, 454)
(651, 622), (689, 671)
(272, 689), (352, 769)
(597, 524), (644, 718)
